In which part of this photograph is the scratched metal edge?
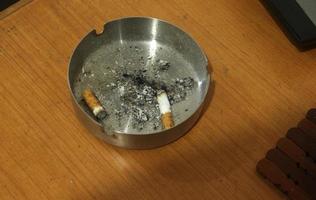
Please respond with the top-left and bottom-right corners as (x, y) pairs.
(0, 0), (32, 20)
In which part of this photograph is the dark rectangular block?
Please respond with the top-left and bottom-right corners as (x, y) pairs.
(266, 149), (316, 198)
(306, 109), (316, 124)
(277, 138), (316, 179)
(257, 158), (311, 200)
(0, 0), (19, 12)
(287, 128), (316, 160)
(261, 0), (316, 49)
(298, 119), (316, 140)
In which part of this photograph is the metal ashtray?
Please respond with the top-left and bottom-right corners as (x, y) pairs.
(68, 17), (211, 149)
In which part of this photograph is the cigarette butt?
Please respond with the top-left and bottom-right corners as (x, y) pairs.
(82, 88), (107, 119)
(157, 90), (174, 129)
(161, 112), (174, 129)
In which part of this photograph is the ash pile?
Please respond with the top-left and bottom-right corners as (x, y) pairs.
(78, 46), (196, 132)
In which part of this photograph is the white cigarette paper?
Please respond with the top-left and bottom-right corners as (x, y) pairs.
(157, 90), (174, 129)
(157, 91), (171, 114)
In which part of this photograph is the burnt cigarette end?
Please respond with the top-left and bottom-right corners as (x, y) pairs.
(96, 110), (108, 121)
(157, 90), (174, 129)
(82, 88), (107, 117)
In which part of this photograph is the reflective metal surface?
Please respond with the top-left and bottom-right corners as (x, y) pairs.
(68, 17), (211, 149)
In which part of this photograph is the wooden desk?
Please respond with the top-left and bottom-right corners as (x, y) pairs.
(0, 0), (315, 199)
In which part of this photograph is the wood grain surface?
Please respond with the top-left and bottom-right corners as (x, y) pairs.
(0, 0), (32, 20)
(1, 0), (316, 199)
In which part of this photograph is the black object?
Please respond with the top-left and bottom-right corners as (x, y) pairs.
(261, 0), (316, 49)
(266, 149), (316, 199)
(287, 128), (316, 161)
(257, 159), (310, 200)
(307, 109), (316, 124)
(257, 108), (316, 199)
(0, 0), (19, 12)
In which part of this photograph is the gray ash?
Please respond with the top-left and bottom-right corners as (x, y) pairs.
(108, 68), (195, 130)
(167, 77), (194, 105)
(77, 45), (196, 131)
(156, 59), (171, 71)
(109, 70), (160, 130)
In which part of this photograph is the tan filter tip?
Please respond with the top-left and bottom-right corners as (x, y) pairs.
(82, 88), (104, 116)
(161, 112), (174, 129)
(157, 90), (174, 129)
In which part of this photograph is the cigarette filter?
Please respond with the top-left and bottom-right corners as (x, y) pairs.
(82, 88), (108, 120)
(157, 90), (174, 129)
